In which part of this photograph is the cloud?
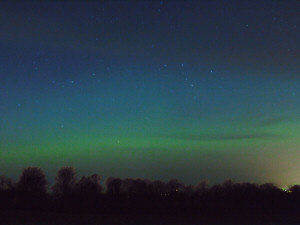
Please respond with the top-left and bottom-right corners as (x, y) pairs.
(257, 117), (289, 127)
(162, 132), (285, 141)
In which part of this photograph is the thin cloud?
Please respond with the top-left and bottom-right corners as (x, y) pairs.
(162, 133), (285, 141)
(257, 116), (290, 127)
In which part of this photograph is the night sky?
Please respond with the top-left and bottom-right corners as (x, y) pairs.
(1, 0), (300, 187)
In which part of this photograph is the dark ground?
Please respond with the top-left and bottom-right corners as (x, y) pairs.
(1, 211), (300, 225)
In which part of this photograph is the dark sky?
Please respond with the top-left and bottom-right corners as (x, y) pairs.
(1, 0), (300, 187)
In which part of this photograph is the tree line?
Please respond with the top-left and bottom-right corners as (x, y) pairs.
(1, 166), (300, 216)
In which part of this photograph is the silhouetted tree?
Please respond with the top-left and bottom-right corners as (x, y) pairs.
(16, 167), (47, 209)
(166, 179), (184, 193)
(288, 184), (300, 194)
(0, 176), (15, 191)
(76, 174), (102, 196)
(258, 183), (285, 211)
(0, 176), (16, 209)
(2, 166), (300, 216)
(120, 178), (149, 196)
(194, 180), (208, 194)
(74, 174), (102, 210)
(18, 167), (47, 195)
(287, 185), (300, 209)
(52, 167), (76, 198)
(106, 177), (122, 195)
(149, 180), (166, 195)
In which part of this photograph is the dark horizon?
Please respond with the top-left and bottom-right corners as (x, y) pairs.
(0, 166), (298, 193)
(0, 165), (297, 190)
(2, 166), (300, 216)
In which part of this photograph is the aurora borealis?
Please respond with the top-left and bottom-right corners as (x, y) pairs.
(0, 0), (300, 187)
